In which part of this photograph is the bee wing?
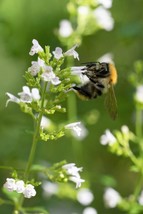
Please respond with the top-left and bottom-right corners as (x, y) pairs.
(104, 85), (118, 120)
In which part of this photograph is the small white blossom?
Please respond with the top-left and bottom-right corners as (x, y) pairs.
(100, 129), (116, 145)
(29, 39), (43, 56)
(121, 125), (129, 134)
(23, 184), (36, 198)
(28, 57), (45, 76)
(138, 190), (143, 205)
(94, 6), (114, 31)
(64, 45), (79, 60)
(59, 20), (73, 37)
(18, 86), (40, 103)
(135, 85), (143, 103)
(65, 122), (83, 137)
(78, 6), (90, 17)
(69, 176), (85, 188)
(98, 53), (113, 64)
(15, 180), (25, 193)
(103, 187), (121, 208)
(6, 93), (20, 106)
(42, 181), (58, 197)
(97, 0), (113, 8)
(3, 178), (16, 192)
(83, 207), (98, 214)
(40, 116), (52, 129)
(77, 188), (94, 205)
(41, 66), (61, 85)
(52, 47), (63, 60)
(62, 163), (85, 188)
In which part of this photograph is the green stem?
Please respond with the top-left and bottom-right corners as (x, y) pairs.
(16, 82), (47, 212)
(134, 173), (143, 200)
(135, 106), (142, 139)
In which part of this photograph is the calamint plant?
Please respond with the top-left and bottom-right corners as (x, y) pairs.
(100, 61), (143, 214)
(1, 39), (85, 214)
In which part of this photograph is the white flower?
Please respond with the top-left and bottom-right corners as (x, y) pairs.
(29, 39), (43, 56)
(65, 122), (83, 137)
(94, 6), (114, 31)
(97, 0), (113, 8)
(15, 180), (25, 193)
(100, 129), (116, 145)
(64, 45), (79, 60)
(135, 85), (143, 103)
(121, 125), (129, 134)
(103, 187), (121, 208)
(41, 66), (61, 85)
(28, 57), (45, 76)
(62, 163), (85, 188)
(83, 207), (98, 214)
(40, 116), (52, 130)
(18, 86), (40, 103)
(3, 178), (16, 192)
(78, 5), (90, 17)
(6, 93), (20, 106)
(98, 53), (113, 64)
(23, 184), (36, 198)
(52, 47), (63, 60)
(138, 190), (143, 205)
(42, 181), (58, 197)
(77, 188), (94, 205)
(71, 66), (86, 75)
(69, 176), (85, 188)
(59, 20), (73, 37)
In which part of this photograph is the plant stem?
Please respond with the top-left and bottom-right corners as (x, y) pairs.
(16, 82), (47, 212)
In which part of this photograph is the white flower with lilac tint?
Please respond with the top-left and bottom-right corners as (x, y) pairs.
(72, 123), (88, 140)
(100, 129), (116, 145)
(15, 180), (25, 193)
(103, 187), (121, 208)
(23, 184), (36, 198)
(29, 39), (43, 56)
(42, 181), (58, 197)
(41, 66), (61, 85)
(135, 85), (143, 103)
(62, 163), (85, 188)
(69, 176), (85, 188)
(77, 188), (94, 205)
(59, 20), (73, 37)
(6, 93), (20, 106)
(3, 178), (16, 192)
(98, 53), (113, 64)
(28, 57), (45, 76)
(83, 207), (98, 214)
(94, 6), (114, 31)
(97, 0), (112, 8)
(18, 86), (40, 103)
(52, 47), (63, 60)
(138, 190), (143, 205)
(65, 122), (83, 137)
(64, 45), (79, 60)
(40, 116), (52, 130)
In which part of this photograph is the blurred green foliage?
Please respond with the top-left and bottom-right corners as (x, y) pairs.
(1, 0), (143, 213)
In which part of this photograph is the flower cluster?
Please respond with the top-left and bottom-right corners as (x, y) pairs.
(62, 163), (85, 188)
(3, 178), (36, 199)
(6, 86), (40, 106)
(6, 39), (79, 107)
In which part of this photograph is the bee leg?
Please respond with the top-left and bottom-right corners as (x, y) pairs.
(73, 86), (95, 99)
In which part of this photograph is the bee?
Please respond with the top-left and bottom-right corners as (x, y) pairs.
(73, 62), (118, 120)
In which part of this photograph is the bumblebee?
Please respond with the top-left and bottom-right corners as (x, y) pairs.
(73, 62), (118, 120)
